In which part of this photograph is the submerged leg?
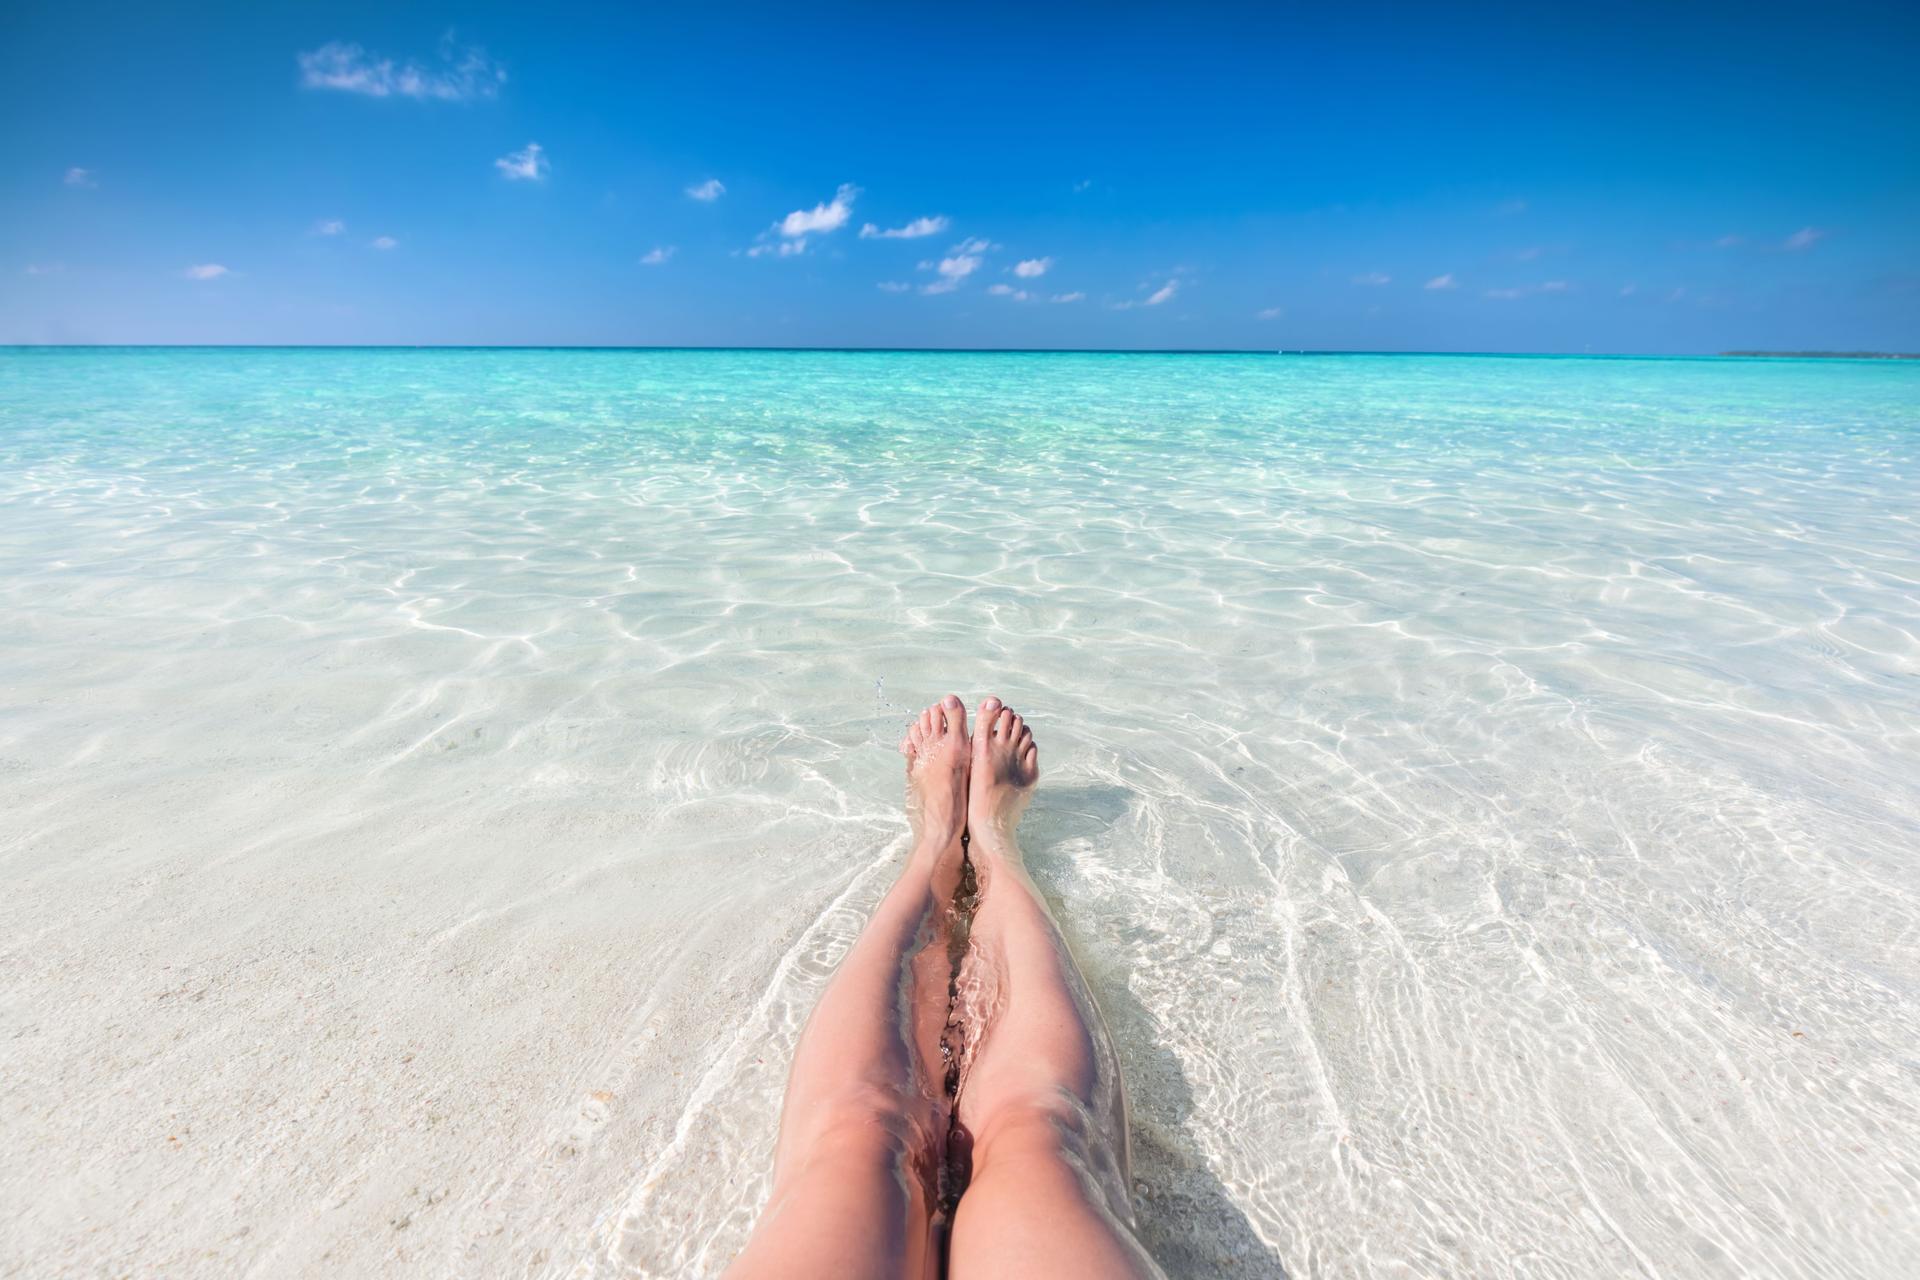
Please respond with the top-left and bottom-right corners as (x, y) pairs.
(948, 697), (1165, 1279)
(726, 695), (972, 1280)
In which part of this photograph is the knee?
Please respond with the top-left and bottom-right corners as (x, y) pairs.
(968, 1089), (1136, 1216)
(971, 1091), (1100, 1171)
(790, 1082), (943, 1169)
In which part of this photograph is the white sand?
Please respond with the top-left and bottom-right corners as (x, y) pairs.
(5, 350), (1920, 1277)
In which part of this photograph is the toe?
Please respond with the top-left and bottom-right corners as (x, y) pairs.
(1005, 711), (1023, 740)
(941, 693), (966, 740)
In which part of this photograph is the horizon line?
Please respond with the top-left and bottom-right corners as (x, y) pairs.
(4, 344), (1916, 361)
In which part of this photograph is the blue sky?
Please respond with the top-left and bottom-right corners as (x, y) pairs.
(4, 1), (1917, 351)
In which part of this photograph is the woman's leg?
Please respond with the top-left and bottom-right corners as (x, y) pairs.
(948, 697), (1165, 1279)
(726, 696), (972, 1280)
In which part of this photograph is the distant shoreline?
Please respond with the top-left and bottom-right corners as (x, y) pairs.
(1720, 351), (1919, 359)
(3, 345), (1917, 360)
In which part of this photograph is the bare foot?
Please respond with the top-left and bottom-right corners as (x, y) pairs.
(967, 696), (1038, 855)
(899, 694), (970, 850)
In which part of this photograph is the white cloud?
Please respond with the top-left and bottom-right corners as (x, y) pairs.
(686, 178), (726, 202)
(370, 235), (398, 250)
(779, 184), (859, 237)
(314, 218), (346, 236)
(922, 251), (982, 294)
(1013, 257), (1052, 278)
(1256, 306), (1283, 319)
(1073, 179), (1093, 193)
(1052, 291), (1085, 303)
(1713, 234), (1744, 249)
(1485, 281), (1571, 300)
(1352, 272), (1391, 286)
(860, 215), (949, 240)
(25, 262), (65, 276)
(297, 38), (504, 101)
(877, 280), (913, 293)
(183, 264), (229, 280)
(495, 143), (548, 182)
(1783, 226), (1827, 251)
(1110, 278), (1181, 310)
(1619, 283), (1639, 297)
(911, 236), (996, 294)
(747, 239), (807, 258)
(1424, 273), (1457, 291)
(1497, 198), (1528, 216)
(988, 283), (1033, 301)
(640, 246), (676, 265)
(1514, 246), (1544, 262)
(63, 167), (96, 188)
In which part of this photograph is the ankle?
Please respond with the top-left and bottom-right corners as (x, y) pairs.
(909, 832), (963, 866)
(966, 826), (1022, 864)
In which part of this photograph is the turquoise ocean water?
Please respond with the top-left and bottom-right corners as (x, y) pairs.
(2, 349), (1917, 1277)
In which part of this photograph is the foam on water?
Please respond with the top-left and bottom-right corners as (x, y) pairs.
(2, 349), (1917, 1277)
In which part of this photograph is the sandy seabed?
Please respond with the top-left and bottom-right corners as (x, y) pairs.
(3, 349), (1919, 1277)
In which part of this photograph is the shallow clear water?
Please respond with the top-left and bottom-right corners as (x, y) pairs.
(2, 349), (1918, 1277)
